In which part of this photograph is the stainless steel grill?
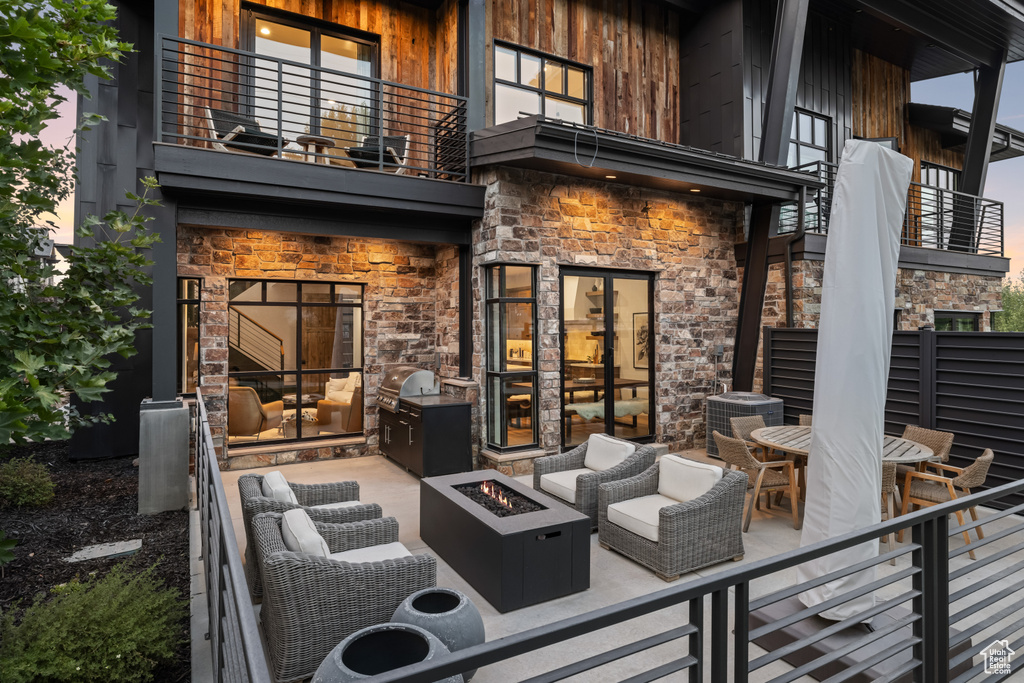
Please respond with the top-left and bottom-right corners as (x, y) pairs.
(376, 367), (438, 413)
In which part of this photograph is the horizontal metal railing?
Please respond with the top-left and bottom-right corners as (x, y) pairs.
(195, 389), (273, 683)
(780, 161), (1004, 257)
(229, 308), (284, 373)
(359, 477), (1024, 682)
(157, 36), (468, 181)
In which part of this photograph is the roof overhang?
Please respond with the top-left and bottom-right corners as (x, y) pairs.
(908, 103), (1024, 162)
(470, 117), (823, 204)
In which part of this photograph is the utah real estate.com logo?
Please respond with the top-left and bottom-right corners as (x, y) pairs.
(983, 639), (1014, 676)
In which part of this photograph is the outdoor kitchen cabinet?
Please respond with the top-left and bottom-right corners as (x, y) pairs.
(379, 396), (472, 477)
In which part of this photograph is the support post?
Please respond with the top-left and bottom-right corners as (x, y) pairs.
(461, 0), (486, 132)
(458, 243), (473, 377)
(950, 55), (1007, 252)
(733, 0), (809, 391)
(139, 398), (189, 513)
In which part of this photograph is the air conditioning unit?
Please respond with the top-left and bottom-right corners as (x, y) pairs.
(706, 392), (783, 457)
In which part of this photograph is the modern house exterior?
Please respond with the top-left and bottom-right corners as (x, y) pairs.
(74, 0), (1024, 473)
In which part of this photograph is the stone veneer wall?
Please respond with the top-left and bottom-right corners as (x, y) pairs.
(752, 260), (1004, 392)
(472, 167), (746, 455)
(177, 226), (448, 468)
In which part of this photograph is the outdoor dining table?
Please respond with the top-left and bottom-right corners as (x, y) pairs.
(748, 425), (936, 464)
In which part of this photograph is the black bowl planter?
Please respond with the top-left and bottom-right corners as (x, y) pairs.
(393, 588), (485, 681)
(312, 623), (463, 683)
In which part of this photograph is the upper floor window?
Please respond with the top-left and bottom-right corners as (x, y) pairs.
(935, 310), (979, 332)
(494, 43), (591, 126)
(789, 110), (831, 167)
(921, 161), (960, 192)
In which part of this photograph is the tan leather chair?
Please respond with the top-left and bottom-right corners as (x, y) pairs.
(316, 385), (363, 434)
(228, 386), (283, 437)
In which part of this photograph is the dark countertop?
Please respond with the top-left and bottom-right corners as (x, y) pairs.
(401, 394), (472, 408)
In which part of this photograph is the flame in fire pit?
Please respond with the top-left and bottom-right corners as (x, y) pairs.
(480, 481), (513, 509)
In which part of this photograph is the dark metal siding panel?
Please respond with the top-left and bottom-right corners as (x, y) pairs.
(744, 2), (852, 162)
(933, 333), (1024, 504)
(678, 0), (745, 157)
(764, 328), (1024, 510)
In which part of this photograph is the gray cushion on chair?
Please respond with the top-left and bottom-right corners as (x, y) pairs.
(262, 471), (298, 504)
(281, 509), (330, 557)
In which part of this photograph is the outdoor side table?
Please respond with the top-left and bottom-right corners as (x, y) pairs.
(296, 134), (335, 164)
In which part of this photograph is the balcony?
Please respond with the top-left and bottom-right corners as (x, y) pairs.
(157, 37), (468, 182)
(780, 161), (1004, 258)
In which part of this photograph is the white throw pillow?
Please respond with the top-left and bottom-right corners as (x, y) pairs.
(583, 433), (636, 471)
(261, 471), (298, 505)
(280, 509), (330, 557)
(658, 455), (723, 503)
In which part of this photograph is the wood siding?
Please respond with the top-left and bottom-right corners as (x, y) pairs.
(179, 0), (457, 93)
(745, 1), (852, 163)
(489, 0), (682, 142)
(852, 49), (963, 184)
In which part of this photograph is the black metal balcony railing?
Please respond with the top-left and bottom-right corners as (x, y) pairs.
(780, 161), (1004, 257)
(157, 37), (468, 181)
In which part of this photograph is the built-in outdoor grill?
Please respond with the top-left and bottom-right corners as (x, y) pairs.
(376, 366), (472, 477)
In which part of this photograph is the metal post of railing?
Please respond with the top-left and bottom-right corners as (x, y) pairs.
(710, 588), (730, 683)
(733, 581), (750, 683)
(276, 61), (284, 158)
(688, 596), (704, 683)
(914, 515), (950, 683)
(377, 83), (385, 171)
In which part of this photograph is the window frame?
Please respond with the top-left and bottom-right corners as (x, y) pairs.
(789, 108), (832, 167)
(920, 161), (961, 192)
(485, 264), (539, 452)
(934, 310), (980, 332)
(492, 41), (592, 126)
(227, 278), (366, 444)
(177, 277), (202, 396)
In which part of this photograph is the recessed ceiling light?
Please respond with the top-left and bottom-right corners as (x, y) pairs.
(893, 27), (901, 31)
(260, 27), (270, 35)
(690, 188), (701, 193)
(605, 175), (616, 179)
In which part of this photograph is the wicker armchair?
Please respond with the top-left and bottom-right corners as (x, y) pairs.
(533, 436), (657, 529)
(252, 513), (436, 683)
(896, 425), (954, 482)
(598, 460), (746, 581)
(238, 474), (382, 600)
(713, 431), (800, 532)
(730, 415), (779, 462)
(898, 449), (994, 560)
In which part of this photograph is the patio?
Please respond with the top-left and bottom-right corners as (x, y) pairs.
(212, 448), (1023, 682)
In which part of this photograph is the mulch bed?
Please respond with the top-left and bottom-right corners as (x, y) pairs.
(1, 440), (190, 682)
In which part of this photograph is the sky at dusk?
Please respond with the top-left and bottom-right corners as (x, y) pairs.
(39, 63), (1024, 279)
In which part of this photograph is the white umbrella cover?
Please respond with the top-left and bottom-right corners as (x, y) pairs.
(796, 139), (913, 621)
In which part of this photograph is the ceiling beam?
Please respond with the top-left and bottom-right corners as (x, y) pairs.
(856, 0), (1005, 69)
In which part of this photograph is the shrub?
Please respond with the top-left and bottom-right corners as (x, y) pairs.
(0, 458), (55, 508)
(0, 563), (187, 683)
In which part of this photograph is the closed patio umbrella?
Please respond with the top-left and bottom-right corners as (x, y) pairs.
(796, 139), (913, 621)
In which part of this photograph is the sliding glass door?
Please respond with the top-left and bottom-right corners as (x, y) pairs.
(560, 269), (654, 448)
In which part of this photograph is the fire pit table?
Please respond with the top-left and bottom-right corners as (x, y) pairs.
(420, 471), (590, 613)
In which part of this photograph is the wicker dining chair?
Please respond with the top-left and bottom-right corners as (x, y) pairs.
(252, 512), (436, 683)
(798, 414), (813, 426)
(897, 449), (994, 560)
(237, 473), (382, 600)
(880, 461), (898, 565)
(896, 425), (954, 483)
(712, 431), (800, 532)
(730, 415), (780, 462)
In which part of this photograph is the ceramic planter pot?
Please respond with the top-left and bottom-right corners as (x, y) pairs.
(312, 622), (462, 683)
(392, 588), (485, 681)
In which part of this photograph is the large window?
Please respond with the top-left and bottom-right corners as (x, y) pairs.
(918, 162), (962, 249)
(934, 311), (980, 332)
(227, 280), (364, 445)
(494, 43), (591, 126)
(244, 6), (379, 151)
(485, 265), (538, 450)
(178, 278), (201, 395)
(788, 109), (831, 167)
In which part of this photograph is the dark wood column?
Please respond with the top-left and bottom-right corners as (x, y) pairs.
(732, 0), (808, 391)
(949, 54), (1007, 252)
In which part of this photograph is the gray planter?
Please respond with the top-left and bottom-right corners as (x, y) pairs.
(392, 587), (485, 681)
(312, 622), (463, 683)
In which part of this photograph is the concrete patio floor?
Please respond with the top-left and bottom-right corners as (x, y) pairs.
(217, 451), (1022, 682)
